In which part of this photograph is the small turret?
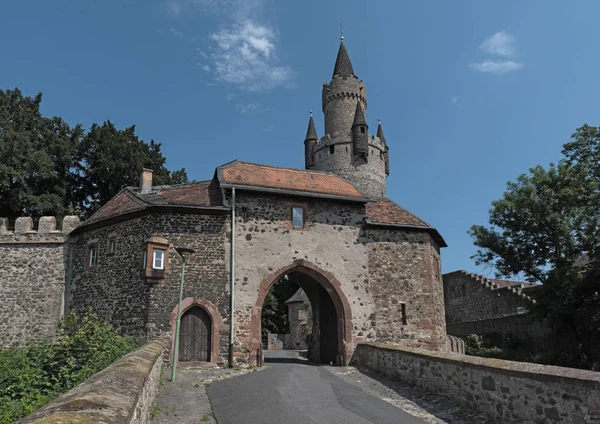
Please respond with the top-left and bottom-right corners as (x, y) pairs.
(304, 112), (318, 169)
(377, 119), (390, 176)
(351, 101), (368, 157)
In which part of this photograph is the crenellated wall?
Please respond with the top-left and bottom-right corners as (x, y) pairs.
(0, 216), (79, 347)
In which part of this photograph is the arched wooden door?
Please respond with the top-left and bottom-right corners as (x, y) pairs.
(179, 306), (211, 362)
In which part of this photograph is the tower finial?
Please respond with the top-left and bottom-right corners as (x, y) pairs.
(310, 109), (313, 117)
(378, 117), (381, 125)
(340, 17), (344, 40)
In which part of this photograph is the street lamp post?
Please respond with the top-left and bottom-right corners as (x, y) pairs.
(171, 247), (195, 382)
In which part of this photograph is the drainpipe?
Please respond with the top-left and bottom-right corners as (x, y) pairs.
(229, 187), (236, 366)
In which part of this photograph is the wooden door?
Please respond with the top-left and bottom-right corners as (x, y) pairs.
(179, 306), (211, 362)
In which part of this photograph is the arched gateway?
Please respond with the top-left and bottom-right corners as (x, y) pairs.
(250, 260), (353, 366)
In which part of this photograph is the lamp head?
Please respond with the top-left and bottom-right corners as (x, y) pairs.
(175, 247), (195, 258)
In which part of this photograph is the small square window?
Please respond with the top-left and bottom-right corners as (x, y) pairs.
(360, 126), (365, 134)
(88, 246), (97, 267)
(292, 207), (304, 229)
(153, 249), (165, 270)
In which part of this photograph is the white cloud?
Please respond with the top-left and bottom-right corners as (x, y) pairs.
(264, 124), (275, 132)
(205, 20), (293, 91)
(469, 60), (524, 75)
(470, 31), (524, 75)
(235, 103), (258, 114)
(480, 31), (517, 57)
(165, 0), (292, 92)
(451, 96), (459, 104)
(169, 28), (183, 37)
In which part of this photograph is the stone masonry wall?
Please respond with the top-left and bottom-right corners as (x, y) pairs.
(443, 271), (549, 349)
(229, 191), (447, 364)
(17, 341), (164, 424)
(444, 271), (533, 324)
(364, 228), (447, 351)
(69, 212), (230, 363)
(0, 216), (78, 347)
(353, 342), (600, 423)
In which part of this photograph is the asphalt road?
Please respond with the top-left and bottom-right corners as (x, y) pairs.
(207, 350), (426, 424)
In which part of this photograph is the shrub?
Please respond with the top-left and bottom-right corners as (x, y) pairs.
(0, 310), (138, 423)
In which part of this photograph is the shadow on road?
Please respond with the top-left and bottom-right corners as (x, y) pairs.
(263, 356), (312, 365)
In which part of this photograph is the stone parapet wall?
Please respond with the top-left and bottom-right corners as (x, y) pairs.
(352, 342), (600, 423)
(0, 216), (79, 347)
(17, 341), (164, 424)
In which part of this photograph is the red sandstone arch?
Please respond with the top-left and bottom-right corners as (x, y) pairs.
(170, 297), (225, 364)
(250, 259), (353, 365)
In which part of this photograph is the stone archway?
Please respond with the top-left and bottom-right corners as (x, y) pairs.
(170, 297), (224, 364)
(250, 259), (353, 366)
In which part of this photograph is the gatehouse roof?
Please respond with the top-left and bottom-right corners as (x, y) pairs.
(77, 161), (446, 247)
(217, 160), (367, 201)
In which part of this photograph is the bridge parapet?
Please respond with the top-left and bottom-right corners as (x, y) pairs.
(352, 342), (600, 423)
(16, 341), (164, 424)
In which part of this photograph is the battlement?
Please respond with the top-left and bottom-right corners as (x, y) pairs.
(0, 216), (80, 235)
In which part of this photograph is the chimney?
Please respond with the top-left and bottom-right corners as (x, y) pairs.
(140, 168), (153, 193)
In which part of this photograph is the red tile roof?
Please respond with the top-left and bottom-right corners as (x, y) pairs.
(85, 191), (146, 225)
(156, 180), (222, 207)
(366, 198), (430, 227)
(366, 198), (446, 247)
(82, 180), (224, 227)
(218, 161), (366, 199)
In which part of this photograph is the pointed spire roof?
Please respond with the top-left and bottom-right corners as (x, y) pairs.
(305, 111), (318, 141)
(377, 119), (387, 146)
(332, 39), (355, 78)
(352, 101), (367, 127)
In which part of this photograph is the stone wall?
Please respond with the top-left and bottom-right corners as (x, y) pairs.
(230, 191), (446, 365)
(0, 216), (79, 347)
(69, 211), (230, 363)
(353, 342), (600, 423)
(266, 333), (285, 350)
(17, 341), (164, 424)
(363, 228), (447, 352)
(443, 271), (548, 350)
(286, 301), (308, 350)
(444, 271), (533, 324)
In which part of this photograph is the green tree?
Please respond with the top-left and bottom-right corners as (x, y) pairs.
(75, 121), (188, 216)
(0, 88), (82, 217)
(469, 124), (600, 369)
(0, 88), (188, 219)
(261, 275), (299, 334)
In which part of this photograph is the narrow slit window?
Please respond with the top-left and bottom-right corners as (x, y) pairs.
(153, 249), (165, 270)
(142, 250), (147, 269)
(360, 126), (365, 133)
(108, 239), (116, 255)
(401, 303), (407, 325)
(292, 207), (304, 229)
(329, 145), (335, 154)
(89, 247), (98, 267)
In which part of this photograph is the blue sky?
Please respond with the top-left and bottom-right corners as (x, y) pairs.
(2, 0), (600, 278)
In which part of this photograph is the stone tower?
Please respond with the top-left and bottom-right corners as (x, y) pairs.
(303, 36), (389, 197)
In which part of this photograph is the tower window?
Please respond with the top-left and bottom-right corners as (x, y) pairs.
(360, 127), (365, 134)
(329, 145), (334, 154)
(291, 206), (305, 229)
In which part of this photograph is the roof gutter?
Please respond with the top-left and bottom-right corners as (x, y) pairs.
(219, 183), (371, 203)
